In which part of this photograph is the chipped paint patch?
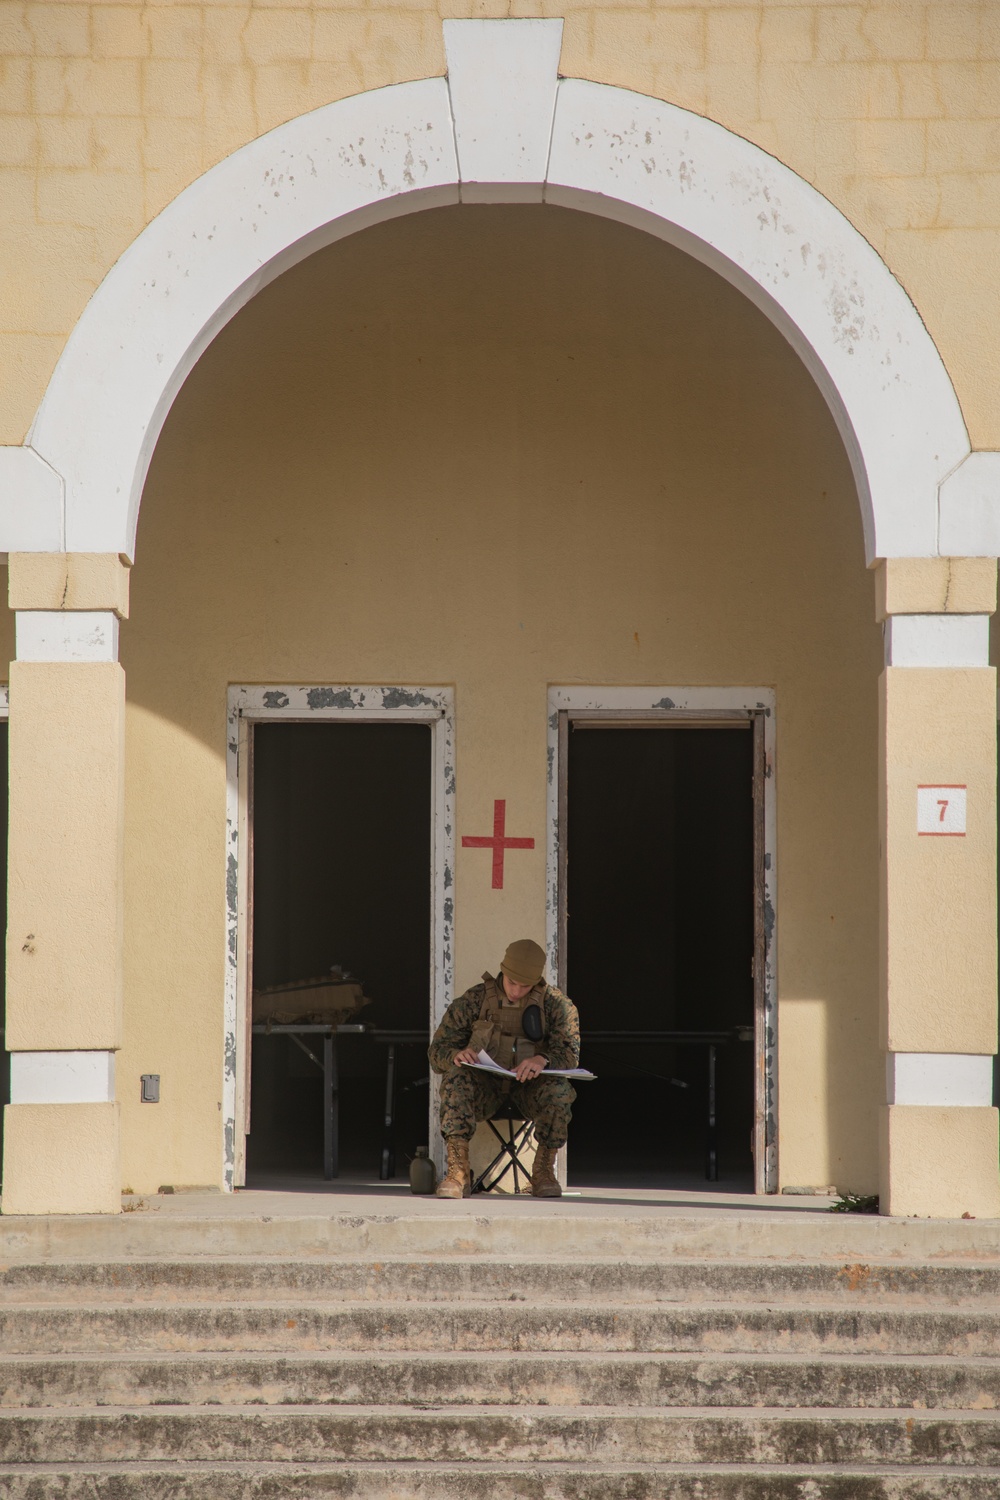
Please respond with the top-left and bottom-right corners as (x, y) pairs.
(383, 687), (437, 710)
(305, 687), (355, 711)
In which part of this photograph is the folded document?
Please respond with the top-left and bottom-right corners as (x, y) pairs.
(462, 1049), (596, 1081)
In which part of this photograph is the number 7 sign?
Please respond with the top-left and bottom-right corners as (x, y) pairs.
(917, 785), (967, 836)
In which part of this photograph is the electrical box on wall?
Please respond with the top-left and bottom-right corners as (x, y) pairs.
(140, 1074), (160, 1103)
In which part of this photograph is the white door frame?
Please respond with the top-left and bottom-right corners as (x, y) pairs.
(546, 685), (778, 1193)
(224, 684), (455, 1189)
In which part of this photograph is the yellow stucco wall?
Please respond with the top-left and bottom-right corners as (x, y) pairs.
(6, 660), (125, 1052)
(2, 1101), (120, 1214)
(2, 2), (1000, 449)
(4, 3), (995, 1207)
(880, 666), (997, 1055)
(116, 203), (882, 1195)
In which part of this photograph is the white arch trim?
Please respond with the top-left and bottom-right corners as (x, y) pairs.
(4, 17), (995, 565)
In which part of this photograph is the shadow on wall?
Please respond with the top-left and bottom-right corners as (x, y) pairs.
(125, 201), (876, 742)
(117, 202), (882, 1190)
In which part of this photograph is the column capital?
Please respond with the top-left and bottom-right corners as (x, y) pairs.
(8, 552), (130, 619)
(874, 557), (996, 622)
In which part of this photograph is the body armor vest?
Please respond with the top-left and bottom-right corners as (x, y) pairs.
(468, 972), (546, 1073)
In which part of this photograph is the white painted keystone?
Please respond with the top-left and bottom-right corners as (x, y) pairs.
(0, 20), (991, 564)
(444, 18), (562, 202)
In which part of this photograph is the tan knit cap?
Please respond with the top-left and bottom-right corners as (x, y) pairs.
(499, 938), (546, 987)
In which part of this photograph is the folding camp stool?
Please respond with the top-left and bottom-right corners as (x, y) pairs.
(470, 1097), (536, 1194)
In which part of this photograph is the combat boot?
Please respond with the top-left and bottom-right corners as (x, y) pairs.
(435, 1137), (471, 1198)
(531, 1142), (562, 1198)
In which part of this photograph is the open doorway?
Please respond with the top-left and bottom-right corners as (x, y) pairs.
(549, 688), (776, 1193)
(226, 686), (455, 1190)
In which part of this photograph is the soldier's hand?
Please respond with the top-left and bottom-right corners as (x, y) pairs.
(514, 1055), (548, 1082)
(453, 1048), (479, 1066)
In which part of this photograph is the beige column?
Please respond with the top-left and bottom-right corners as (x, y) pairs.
(2, 554), (129, 1215)
(878, 557), (1000, 1219)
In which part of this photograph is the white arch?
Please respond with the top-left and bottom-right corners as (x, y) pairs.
(7, 19), (984, 564)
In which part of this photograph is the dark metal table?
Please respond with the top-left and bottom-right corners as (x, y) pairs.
(251, 1023), (428, 1181)
(581, 1028), (753, 1181)
(367, 1029), (430, 1180)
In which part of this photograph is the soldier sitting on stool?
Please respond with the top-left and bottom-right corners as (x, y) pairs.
(429, 938), (581, 1199)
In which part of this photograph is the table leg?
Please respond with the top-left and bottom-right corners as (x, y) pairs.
(324, 1032), (339, 1180)
(706, 1043), (718, 1182)
(380, 1042), (397, 1181)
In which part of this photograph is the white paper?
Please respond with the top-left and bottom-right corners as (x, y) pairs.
(461, 1049), (596, 1081)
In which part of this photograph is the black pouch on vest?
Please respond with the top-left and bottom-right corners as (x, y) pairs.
(522, 1003), (544, 1043)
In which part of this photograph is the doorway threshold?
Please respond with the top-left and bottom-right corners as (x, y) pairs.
(186, 1172), (839, 1219)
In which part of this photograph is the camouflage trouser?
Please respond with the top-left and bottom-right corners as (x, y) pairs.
(438, 1069), (576, 1150)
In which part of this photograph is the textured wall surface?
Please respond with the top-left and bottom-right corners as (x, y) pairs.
(119, 204), (881, 1194)
(2, 3), (999, 444)
(2, 4), (996, 1203)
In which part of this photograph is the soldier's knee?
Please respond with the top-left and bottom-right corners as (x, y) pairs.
(440, 1074), (476, 1110)
(535, 1079), (576, 1107)
(439, 1067), (475, 1097)
(518, 1080), (575, 1125)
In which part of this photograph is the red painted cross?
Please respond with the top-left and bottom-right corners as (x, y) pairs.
(461, 799), (535, 889)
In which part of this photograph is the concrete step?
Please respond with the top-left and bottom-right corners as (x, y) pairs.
(3, 1209), (997, 1495)
(3, 1462), (1000, 1499)
(2, 1405), (999, 1466)
(3, 1256), (998, 1304)
(2, 1351), (996, 1412)
(5, 1300), (998, 1356)
(3, 1210), (1000, 1264)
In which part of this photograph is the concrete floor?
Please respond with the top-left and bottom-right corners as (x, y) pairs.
(136, 1171), (837, 1220)
(3, 1174), (998, 1261)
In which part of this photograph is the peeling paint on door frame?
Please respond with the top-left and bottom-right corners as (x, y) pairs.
(224, 684), (456, 1191)
(545, 685), (778, 1194)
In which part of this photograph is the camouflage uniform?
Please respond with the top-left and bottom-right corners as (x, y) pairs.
(429, 975), (581, 1149)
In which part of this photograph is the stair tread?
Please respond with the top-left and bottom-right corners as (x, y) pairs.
(7, 1290), (1000, 1302)
(7, 1402), (997, 1471)
(3, 1348), (997, 1366)
(7, 1254), (1000, 1266)
(7, 1230), (999, 1489)
(6, 1402), (1000, 1417)
(3, 1459), (1000, 1474)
